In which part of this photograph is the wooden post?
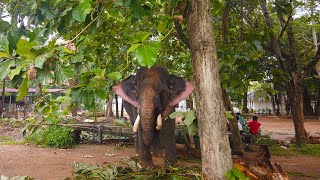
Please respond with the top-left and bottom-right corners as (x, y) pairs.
(1, 79), (5, 118)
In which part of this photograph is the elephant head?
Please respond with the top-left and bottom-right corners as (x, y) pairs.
(112, 66), (194, 146)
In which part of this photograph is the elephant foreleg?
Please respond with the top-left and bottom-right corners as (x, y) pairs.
(152, 131), (163, 157)
(162, 117), (177, 166)
(138, 124), (153, 166)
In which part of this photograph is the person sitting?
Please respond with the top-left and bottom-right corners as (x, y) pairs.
(248, 116), (261, 135)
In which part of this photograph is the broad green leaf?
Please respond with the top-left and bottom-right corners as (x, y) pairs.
(0, 34), (9, 53)
(55, 64), (74, 84)
(107, 8), (119, 18)
(169, 111), (185, 119)
(8, 63), (26, 80)
(95, 88), (107, 99)
(16, 39), (37, 62)
(62, 48), (75, 54)
(35, 54), (49, 69)
(107, 72), (122, 81)
(225, 111), (234, 119)
(132, 32), (150, 43)
(72, 0), (92, 22)
(0, 52), (10, 58)
(184, 110), (196, 126)
(135, 41), (162, 68)
(187, 122), (198, 137)
(0, 60), (15, 81)
(158, 20), (168, 33)
(17, 78), (29, 101)
(127, 43), (141, 53)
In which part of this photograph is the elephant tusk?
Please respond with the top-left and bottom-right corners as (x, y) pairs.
(156, 114), (162, 130)
(133, 115), (140, 133)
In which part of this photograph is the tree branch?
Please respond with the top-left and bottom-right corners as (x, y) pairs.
(277, 15), (292, 42)
(304, 47), (320, 75)
(173, 19), (190, 48)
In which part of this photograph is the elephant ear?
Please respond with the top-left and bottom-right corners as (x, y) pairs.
(168, 75), (194, 106)
(112, 75), (139, 107)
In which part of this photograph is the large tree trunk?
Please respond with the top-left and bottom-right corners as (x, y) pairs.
(242, 88), (249, 113)
(279, 92), (286, 117)
(222, 86), (244, 156)
(303, 87), (314, 116)
(187, 0), (232, 178)
(286, 74), (308, 146)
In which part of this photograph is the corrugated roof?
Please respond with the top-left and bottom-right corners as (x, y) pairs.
(0, 88), (65, 93)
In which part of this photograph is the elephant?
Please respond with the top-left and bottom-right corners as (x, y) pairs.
(112, 66), (194, 166)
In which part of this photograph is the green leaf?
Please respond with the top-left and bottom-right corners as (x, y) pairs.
(169, 111), (185, 119)
(107, 72), (122, 81)
(55, 64), (74, 84)
(95, 88), (107, 99)
(35, 54), (49, 69)
(158, 20), (168, 33)
(225, 111), (234, 119)
(16, 39), (37, 62)
(127, 43), (141, 53)
(17, 78), (29, 101)
(0, 60), (15, 81)
(107, 8), (119, 18)
(0, 34), (9, 53)
(184, 110), (196, 126)
(187, 122), (198, 137)
(8, 63), (26, 80)
(0, 52), (10, 58)
(135, 41), (162, 68)
(72, 0), (92, 22)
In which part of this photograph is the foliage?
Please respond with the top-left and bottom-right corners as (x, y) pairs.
(0, 118), (27, 128)
(270, 144), (320, 157)
(73, 160), (203, 179)
(170, 109), (197, 137)
(25, 124), (75, 148)
(225, 166), (249, 180)
(254, 135), (277, 147)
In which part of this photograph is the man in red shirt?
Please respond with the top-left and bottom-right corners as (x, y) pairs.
(248, 116), (261, 135)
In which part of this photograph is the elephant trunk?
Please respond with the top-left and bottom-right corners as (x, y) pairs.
(140, 109), (156, 146)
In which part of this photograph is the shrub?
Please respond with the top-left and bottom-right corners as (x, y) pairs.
(25, 125), (75, 148)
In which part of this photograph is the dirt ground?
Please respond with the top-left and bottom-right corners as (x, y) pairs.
(0, 115), (319, 179)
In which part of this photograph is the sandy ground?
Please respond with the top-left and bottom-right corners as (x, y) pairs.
(0, 115), (319, 179)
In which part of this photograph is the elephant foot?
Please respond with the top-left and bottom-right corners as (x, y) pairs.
(151, 150), (163, 157)
(139, 160), (154, 167)
(164, 158), (177, 167)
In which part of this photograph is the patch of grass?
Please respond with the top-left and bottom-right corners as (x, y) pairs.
(0, 135), (23, 145)
(0, 135), (14, 142)
(270, 144), (320, 157)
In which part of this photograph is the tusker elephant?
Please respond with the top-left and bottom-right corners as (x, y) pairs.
(112, 66), (193, 166)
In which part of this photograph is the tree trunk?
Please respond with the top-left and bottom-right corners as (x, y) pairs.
(242, 89), (249, 113)
(106, 94), (114, 117)
(222, 86), (244, 156)
(286, 74), (307, 146)
(279, 93), (286, 117)
(115, 94), (119, 118)
(303, 87), (314, 116)
(187, 1), (233, 178)
(259, 0), (307, 145)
